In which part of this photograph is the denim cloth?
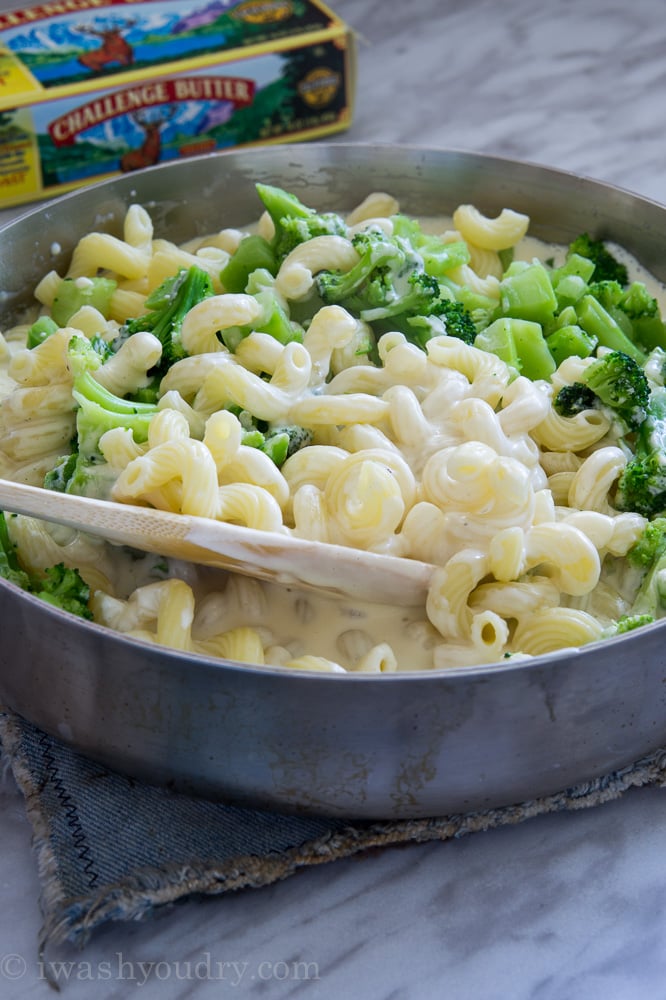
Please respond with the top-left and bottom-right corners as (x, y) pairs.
(2, 707), (666, 951)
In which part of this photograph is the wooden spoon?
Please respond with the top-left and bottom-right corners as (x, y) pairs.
(0, 479), (436, 605)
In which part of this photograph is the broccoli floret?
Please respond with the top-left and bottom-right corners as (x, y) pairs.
(581, 350), (649, 431)
(432, 299), (477, 345)
(33, 563), (93, 619)
(45, 335), (159, 497)
(554, 383), (598, 417)
(618, 282), (666, 352)
(616, 385), (666, 517)
(361, 270), (441, 322)
(621, 518), (666, 619)
(316, 227), (409, 308)
(315, 227), (474, 350)
(614, 613), (655, 634)
(627, 516), (666, 569)
(256, 183), (347, 262)
(554, 351), (649, 431)
(390, 214), (471, 276)
(568, 233), (629, 285)
(587, 279), (625, 311)
(0, 512), (92, 619)
(125, 265), (213, 373)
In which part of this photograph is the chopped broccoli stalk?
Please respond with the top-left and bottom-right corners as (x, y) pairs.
(220, 234), (278, 293)
(551, 252), (597, 287)
(546, 325), (598, 365)
(568, 233), (629, 285)
(51, 276), (117, 326)
(27, 316), (58, 349)
(246, 269), (302, 344)
(553, 274), (589, 310)
(616, 385), (666, 517)
(549, 305), (579, 331)
(474, 317), (556, 380)
(255, 183), (347, 262)
(0, 512), (92, 619)
(125, 265), (213, 372)
(554, 383), (598, 417)
(499, 261), (558, 325)
(575, 295), (646, 364)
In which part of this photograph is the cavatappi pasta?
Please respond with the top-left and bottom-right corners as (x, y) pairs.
(0, 189), (663, 674)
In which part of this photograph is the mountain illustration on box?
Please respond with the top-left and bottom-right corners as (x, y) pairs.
(34, 38), (346, 186)
(5, 0), (323, 88)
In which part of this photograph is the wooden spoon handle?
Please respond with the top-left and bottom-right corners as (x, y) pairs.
(0, 479), (435, 605)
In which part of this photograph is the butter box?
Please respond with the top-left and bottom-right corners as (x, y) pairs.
(0, 0), (355, 207)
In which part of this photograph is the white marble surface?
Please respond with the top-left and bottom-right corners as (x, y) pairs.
(3, 0), (666, 996)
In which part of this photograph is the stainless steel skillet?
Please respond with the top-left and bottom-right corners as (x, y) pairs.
(1, 143), (665, 820)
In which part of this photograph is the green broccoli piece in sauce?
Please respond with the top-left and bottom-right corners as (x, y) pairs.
(554, 350), (649, 432)
(255, 183), (347, 263)
(125, 265), (213, 373)
(567, 233), (629, 285)
(0, 512), (92, 619)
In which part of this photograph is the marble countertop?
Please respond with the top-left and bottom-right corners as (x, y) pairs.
(3, 0), (666, 996)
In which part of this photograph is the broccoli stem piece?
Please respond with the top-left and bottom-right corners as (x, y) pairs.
(27, 316), (59, 349)
(51, 276), (117, 326)
(220, 234), (278, 293)
(546, 324), (597, 365)
(44, 337), (160, 497)
(474, 317), (556, 380)
(499, 261), (558, 325)
(575, 295), (646, 364)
